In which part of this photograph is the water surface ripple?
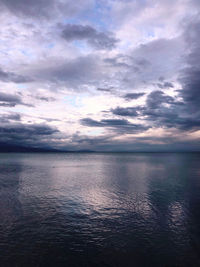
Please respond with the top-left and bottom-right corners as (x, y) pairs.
(0, 153), (200, 266)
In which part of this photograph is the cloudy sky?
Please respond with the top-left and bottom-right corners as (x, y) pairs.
(0, 0), (200, 151)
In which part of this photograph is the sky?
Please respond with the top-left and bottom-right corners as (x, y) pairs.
(0, 0), (200, 151)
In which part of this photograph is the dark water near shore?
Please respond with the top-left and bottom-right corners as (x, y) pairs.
(0, 153), (200, 267)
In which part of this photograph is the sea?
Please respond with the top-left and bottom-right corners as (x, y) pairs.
(0, 152), (200, 267)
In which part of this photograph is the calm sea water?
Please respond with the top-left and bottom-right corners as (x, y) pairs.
(0, 153), (200, 267)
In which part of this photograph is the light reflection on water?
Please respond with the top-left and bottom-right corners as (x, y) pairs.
(0, 153), (200, 266)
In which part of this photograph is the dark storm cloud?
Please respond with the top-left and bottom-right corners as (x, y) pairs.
(81, 118), (131, 127)
(112, 90), (181, 117)
(123, 18), (200, 133)
(111, 106), (139, 116)
(0, 113), (21, 123)
(0, 93), (22, 104)
(0, 122), (59, 147)
(162, 117), (200, 131)
(0, 92), (33, 107)
(0, 124), (58, 136)
(180, 68), (200, 112)
(81, 118), (149, 133)
(140, 90), (200, 131)
(108, 89), (200, 132)
(123, 92), (145, 100)
(178, 20), (200, 113)
(0, 68), (32, 83)
(61, 24), (118, 50)
(145, 90), (175, 109)
(151, 18), (200, 133)
(138, 91), (191, 130)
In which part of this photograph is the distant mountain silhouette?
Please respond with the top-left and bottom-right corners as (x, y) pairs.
(0, 143), (59, 153)
(0, 143), (95, 153)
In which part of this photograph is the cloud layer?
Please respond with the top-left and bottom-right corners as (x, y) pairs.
(0, 0), (200, 151)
